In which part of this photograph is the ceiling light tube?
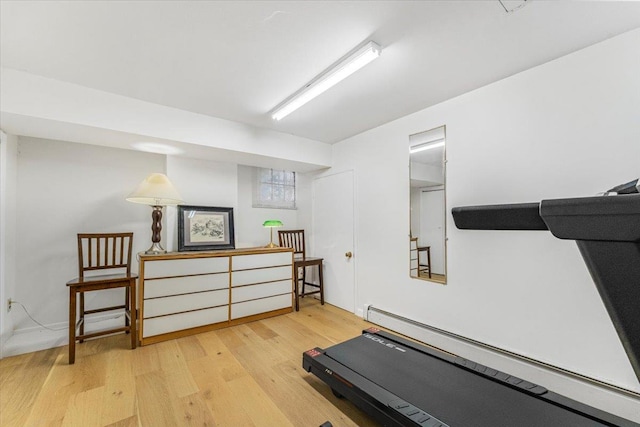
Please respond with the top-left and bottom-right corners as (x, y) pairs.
(131, 142), (184, 155)
(271, 41), (382, 121)
(410, 139), (445, 154)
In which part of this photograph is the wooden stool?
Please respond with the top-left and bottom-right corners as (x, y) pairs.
(278, 229), (324, 311)
(293, 256), (324, 311)
(67, 233), (137, 364)
(417, 245), (432, 278)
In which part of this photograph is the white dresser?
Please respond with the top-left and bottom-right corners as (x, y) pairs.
(138, 247), (293, 345)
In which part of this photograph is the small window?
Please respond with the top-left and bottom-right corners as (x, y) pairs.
(253, 168), (296, 209)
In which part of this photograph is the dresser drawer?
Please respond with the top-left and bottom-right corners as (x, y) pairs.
(231, 279), (292, 303)
(144, 256), (229, 279)
(143, 305), (228, 338)
(144, 288), (229, 318)
(144, 273), (229, 298)
(232, 251), (292, 270)
(231, 293), (292, 320)
(232, 265), (292, 287)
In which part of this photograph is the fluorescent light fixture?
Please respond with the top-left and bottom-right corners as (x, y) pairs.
(271, 41), (382, 121)
(410, 139), (445, 154)
(131, 142), (184, 155)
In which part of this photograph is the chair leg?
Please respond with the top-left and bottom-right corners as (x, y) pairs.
(129, 279), (137, 349)
(79, 292), (85, 343)
(125, 287), (130, 331)
(318, 262), (324, 305)
(301, 266), (306, 296)
(69, 288), (76, 364)
(294, 276), (300, 311)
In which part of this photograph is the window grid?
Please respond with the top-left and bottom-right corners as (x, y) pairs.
(253, 168), (296, 209)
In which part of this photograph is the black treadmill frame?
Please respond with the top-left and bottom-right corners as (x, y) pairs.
(303, 328), (637, 427)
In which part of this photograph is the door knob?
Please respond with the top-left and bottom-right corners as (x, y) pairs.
(345, 251), (353, 259)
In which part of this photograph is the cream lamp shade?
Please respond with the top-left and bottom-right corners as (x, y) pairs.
(126, 173), (183, 254)
(126, 173), (183, 206)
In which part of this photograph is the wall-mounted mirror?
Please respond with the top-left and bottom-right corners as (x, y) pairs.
(409, 126), (446, 284)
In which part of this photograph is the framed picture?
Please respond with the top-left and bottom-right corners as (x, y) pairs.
(177, 205), (235, 251)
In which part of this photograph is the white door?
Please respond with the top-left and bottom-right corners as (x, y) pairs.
(312, 171), (355, 312)
(420, 189), (445, 275)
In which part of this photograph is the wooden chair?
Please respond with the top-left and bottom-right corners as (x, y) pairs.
(278, 230), (324, 311)
(66, 233), (138, 364)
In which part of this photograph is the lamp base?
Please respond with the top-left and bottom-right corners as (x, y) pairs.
(264, 226), (280, 248)
(145, 242), (167, 255)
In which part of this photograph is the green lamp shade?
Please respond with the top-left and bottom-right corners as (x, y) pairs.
(263, 220), (283, 248)
(263, 220), (283, 228)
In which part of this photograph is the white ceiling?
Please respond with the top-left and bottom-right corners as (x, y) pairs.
(2, 1), (640, 145)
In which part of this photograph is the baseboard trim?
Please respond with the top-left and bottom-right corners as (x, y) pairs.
(0, 328), (13, 359)
(1, 314), (125, 358)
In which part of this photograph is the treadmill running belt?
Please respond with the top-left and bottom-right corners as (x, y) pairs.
(317, 332), (625, 427)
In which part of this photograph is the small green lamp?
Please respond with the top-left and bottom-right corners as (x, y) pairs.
(263, 220), (283, 248)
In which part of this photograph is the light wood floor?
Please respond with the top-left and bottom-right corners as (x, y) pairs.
(422, 273), (446, 284)
(0, 299), (379, 427)
(416, 273), (446, 284)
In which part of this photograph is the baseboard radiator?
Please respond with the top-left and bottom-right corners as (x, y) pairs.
(364, 305), (640, 414)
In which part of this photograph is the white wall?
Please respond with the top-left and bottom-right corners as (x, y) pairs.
(164, 160), (302, 250)
(295, 170), (318, 248)
(165, 156), (238, 251)
(2, 138), (307, 355)
(324, 28), (640, 394)
(0, 131), (18, 355)
(410, 162), (444, 185)
(10, 138), (163, 336)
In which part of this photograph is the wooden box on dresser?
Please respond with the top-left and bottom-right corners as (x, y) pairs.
(138, 247), (294, 346)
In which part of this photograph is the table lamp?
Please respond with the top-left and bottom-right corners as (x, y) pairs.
(263, 220), (283, 248)
(126, 173), (183, 254)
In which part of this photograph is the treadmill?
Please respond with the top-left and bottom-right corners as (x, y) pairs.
(304, 328), (636, 426)
(303, 180), (640, 427)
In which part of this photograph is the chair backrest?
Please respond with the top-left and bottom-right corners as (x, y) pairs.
(278, 229), (306, 258)
(77, 233), (134, 279)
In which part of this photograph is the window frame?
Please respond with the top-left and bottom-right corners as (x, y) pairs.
(252, 168), (297, 210)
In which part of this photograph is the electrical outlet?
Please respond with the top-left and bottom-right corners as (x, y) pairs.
(7, 298), (12, 313)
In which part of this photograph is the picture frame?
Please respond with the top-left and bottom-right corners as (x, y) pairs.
(177, 205), (235, 251)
